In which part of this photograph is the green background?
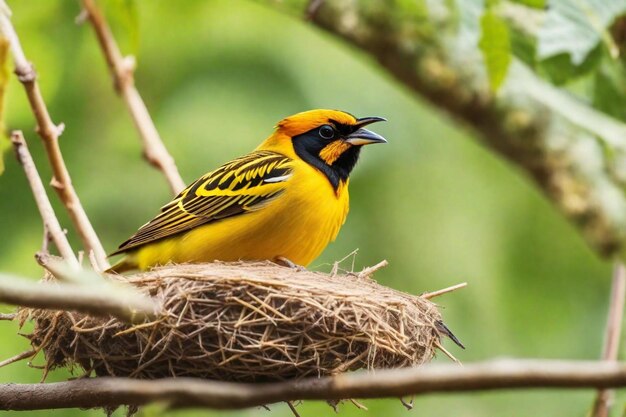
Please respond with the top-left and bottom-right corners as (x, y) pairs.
(0, 1), (616, 416)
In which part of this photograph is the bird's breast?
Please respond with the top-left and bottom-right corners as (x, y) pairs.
(259, 161), (350, 264)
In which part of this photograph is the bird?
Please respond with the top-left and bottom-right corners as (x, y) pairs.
(108, 109), (387, 273)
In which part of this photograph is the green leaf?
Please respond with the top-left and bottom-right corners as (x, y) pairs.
(510, 26), (537, 68)
(593, 56), (626, 121)
(104, 0), (140, 57)
(479, 9), (512, 90)
(510, 0), (545, 8)
(0, 37), (10, 176)
(394, 0), (429, 20)
(539, 43), (603, 85)
(537, 0), (626, 65)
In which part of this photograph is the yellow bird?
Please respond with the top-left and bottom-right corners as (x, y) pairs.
(108, 109), (387, 273)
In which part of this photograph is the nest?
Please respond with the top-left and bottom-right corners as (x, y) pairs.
(22, 262), (448, 382)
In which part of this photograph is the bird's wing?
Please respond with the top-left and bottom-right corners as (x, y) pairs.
(111, 151), (293, 255)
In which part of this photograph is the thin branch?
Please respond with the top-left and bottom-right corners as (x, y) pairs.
(0, 1), (109, 270)
(41, 224), (51, 253)
(349, 398), (368, 410)
(357, 259), (388, 278)
(422, 282), (468, 300)
(400, 396), (414, 410)
(0, 313), (16, 321)
(80, 0), (185, 195)
(3, 360), (626, 411)
(10, 131), (79, 269)
(0, 349), (35, 369)
(0, 272), (159, 324)
(286, 401), (301, 417)
(35, 252), (101, 284)
(433, 340), (460, 364)
(591, 262), (626, 417)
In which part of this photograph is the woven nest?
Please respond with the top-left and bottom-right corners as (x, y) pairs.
(21, 262), (449, 382)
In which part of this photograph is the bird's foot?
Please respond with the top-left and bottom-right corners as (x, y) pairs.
(275, 256), (306, 272)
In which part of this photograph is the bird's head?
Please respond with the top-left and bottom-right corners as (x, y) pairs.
(264, 109), (387, 190)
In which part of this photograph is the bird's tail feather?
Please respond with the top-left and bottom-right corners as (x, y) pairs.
(435, 320), (465, 349)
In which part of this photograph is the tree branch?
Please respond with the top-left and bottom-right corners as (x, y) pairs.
(273, 1), (626, 257)
(0, 272), (159, 324)
(2, 359), (626, 411)
(591, 262), (626, 417)
(0, 349), (35, 369)
(80, 0), (185, 196)
(0, 313), (16, 321)
(10, 131), (79, 269)
(0, 1), (109, 270)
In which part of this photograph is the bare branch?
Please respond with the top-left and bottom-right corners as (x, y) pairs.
(10, 132), (79, 268)
(80, 0), (185, 195)
(0, 272), (159, 324)
(2, 360), (626, 411)
(286, 401), (301, 417)
(35, 252), (101, 284)
(0, 313), (16, 321)
(0, 2), (109, 270)
(0, 349), (35, 369)
(592, 262), (626, 417)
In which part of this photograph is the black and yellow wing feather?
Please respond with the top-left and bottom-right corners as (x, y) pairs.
(111, 151), (293, 255)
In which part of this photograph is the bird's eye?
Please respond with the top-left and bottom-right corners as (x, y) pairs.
(318, 125), (335, 140)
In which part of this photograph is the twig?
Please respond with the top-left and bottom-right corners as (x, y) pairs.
(329, 249), (359, 276)
(0, 2), (109, 271)
(0, 349), (35, 369)
(80, 0), (185, 195)
(357, 260), (388, 279)
(400, 396), (414, 410)
(3, 359), (626, 411)
(10, 132), (79, 269)
(349, 398), (367, 410)
(434, 340), (460, 364)
(0, 272), (159, 324)
(41, 225), (51, 253)
(286, 401), (300, 417)
(35, 252), (101, 284)
(591, 262), (626, 417)
(422, 282), (468, 300)
(0, 313), (15, 321)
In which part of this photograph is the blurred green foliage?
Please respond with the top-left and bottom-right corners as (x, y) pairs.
(0, 36), (10, 175)
(479, 7), (511, 89)
(0, 1), (621, 416)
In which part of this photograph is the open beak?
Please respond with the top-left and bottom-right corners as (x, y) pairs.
(345, 116), (387, 146)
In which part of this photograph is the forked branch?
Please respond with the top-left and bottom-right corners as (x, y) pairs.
(0, 1), (109, 270)
(10, 131), (79, 268)
(80, 0), (185, 195)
